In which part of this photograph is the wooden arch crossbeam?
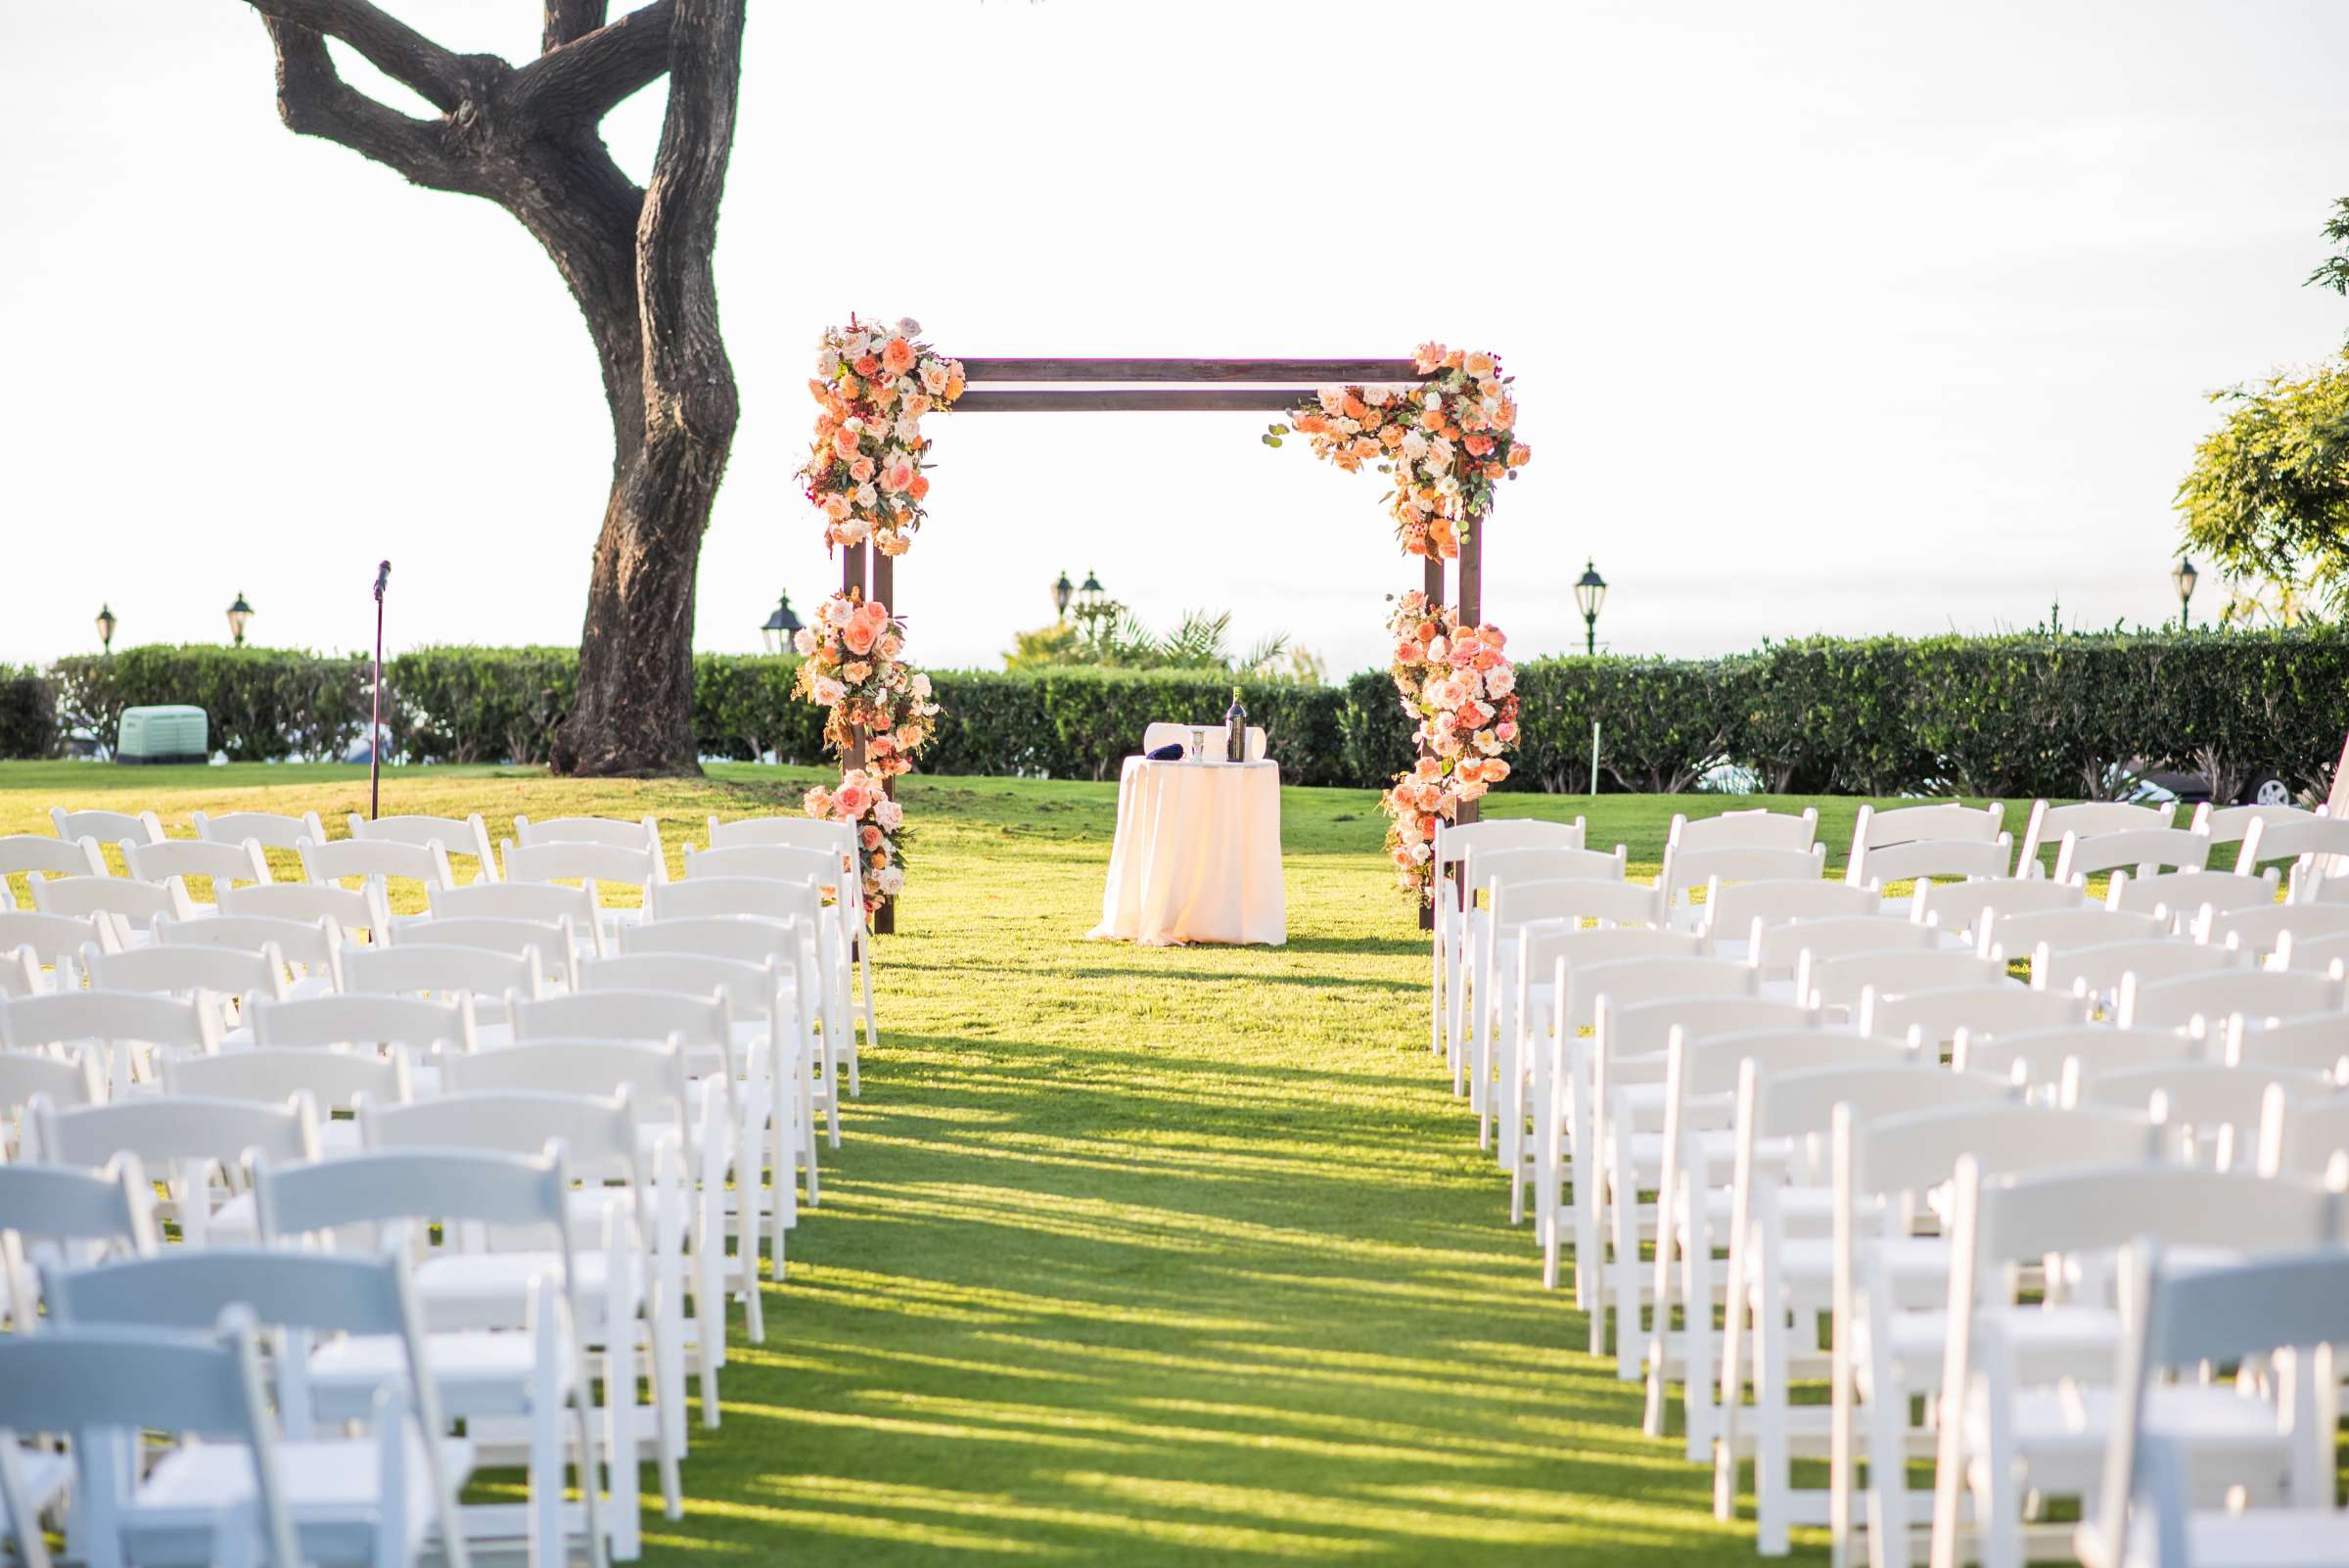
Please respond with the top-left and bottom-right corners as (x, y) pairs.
(840, 357), (1489, 933)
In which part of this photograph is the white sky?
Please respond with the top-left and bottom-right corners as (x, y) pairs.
(5, 0), (2346, 673)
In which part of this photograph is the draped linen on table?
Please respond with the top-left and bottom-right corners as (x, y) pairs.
(1089, 758), (1286, 946)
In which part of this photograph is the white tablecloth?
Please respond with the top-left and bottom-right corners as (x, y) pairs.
(1088, 757), (1286, 946)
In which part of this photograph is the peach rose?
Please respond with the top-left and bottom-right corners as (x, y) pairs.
(853, 353), (880, 378)
(820, 492), (851, 520)
(843, 620), (877, 656)
(844, 661), (872, 682)
(881, 456), (915, 492)
(1496, 719), (1520, 743)
(1508, 443), (1533, 467)
(861, 824), (885, 851)
(834, 782), (870, 817)
(1463, 434), (1494, 457)
(831, 427), (859, 461)
(878, 635), (902, 660)
(1464, 351), (1495, 378)
(803, 786), (832, 816)
(881, 337), (916, 374)
(850, 456), (876, 483)
(1394, 639), (1424, 666)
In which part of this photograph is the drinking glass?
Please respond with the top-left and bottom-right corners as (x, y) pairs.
(1189, 727), (1207, 761)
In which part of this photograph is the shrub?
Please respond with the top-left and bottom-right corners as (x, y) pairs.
(0, 667), (56, 760)
(384, 646), (577, 765)
(50, 646), (369, 761)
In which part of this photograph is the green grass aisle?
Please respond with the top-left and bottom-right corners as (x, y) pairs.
(0, 764), (1881, 1563)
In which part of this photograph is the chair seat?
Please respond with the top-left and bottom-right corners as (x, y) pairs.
(415, 1251), (633, 1330)
(310, 1329), (572, 1419)
(2084, 1509), (2349, 1568)
(1860, 1305), (2118, 1388)
(130, 1430), (473, 1567)
(1978, 1382), (2286, 1468)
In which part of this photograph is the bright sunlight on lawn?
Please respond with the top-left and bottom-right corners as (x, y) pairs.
(1, 761), (1964, 1565)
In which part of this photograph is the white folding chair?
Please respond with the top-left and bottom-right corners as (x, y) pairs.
(350, 812), (500, 884)
(121, 837), (270, 908)
(0, 1047), (106, 1158)
(0, 988), (222, 1096)
(299, 836), (456, 907)
(2014, 801), (2174, 874)
(25, 872), (187, 947)
(2080, 1244), (2349, 1568)
(249, 993), (480, 1096)
(1750, 916), (1936, 984)
(387, 915), (578, 991)
(513, 814), (663, 855)
(1978, 906), (2165, 969)
(45, 1248), (475, 1568)
(0, 908), (120, 978)
(2106, 867), (2279, 930)
(83, 940), (290, 1037)
(351, 1094), (677, 1555)
(2052, 827), (2213, 888)
(1798, 948), (2009, 1015)
(29, 1090), (322, 1245)
(2116, 967), (2345, 1033)
(2035, 939), (2244, 1011)
(1662, 845), (1828, 931)
(1862, 983), (2085, 1054)
(2198, 899), (2349, 956)
(2222, 1011), (2349, 1079)
(503, 841), (666, 949)
(1848, 837), (2016, 914)
(1914, 877), (2089, 948)
(2255, 1083), (2349, 1176)
(1848, 803), (2007, 889)
(220, 879), (386, 945)
(0, 1152), (156, 1333)
(2077, 1060), (2331, 1167)
(428, 880), (607, 960)
(1663, 808), (1818, 891)
(1463, 870), (1652, 1104)
(2188, 801), (2308, 847)
(1930, 1163), (2345, 1568)
(50, 807), (162, 849)
(0, 1314), (301, 1568)
(1951, 1024), (2198, 1089)
(156, 912), (345, 995)
(2235, 812), (2349, 890)
(682, 841), (864, 1090)
(163, 1048), (413, 1149)
(343, 943), (547, 1030)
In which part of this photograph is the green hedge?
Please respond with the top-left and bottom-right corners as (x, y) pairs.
(18, 628), (2349, 798)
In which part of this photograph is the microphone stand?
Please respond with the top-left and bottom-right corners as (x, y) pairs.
(370, 561), (391, 821)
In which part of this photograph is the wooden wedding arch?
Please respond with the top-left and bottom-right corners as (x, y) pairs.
(838, 357), (1494, 934)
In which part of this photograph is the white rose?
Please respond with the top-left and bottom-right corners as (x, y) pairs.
(1421, 389), (1442, 409)
(1399, 431), (1429, 461)
(896, 316), (921, 337)
(844, 416), (865, 434)
(1335, 417), (1359, 435)
(854, 483), (878, 507)
(816, 347), (840, 377)
(844, 332), (871, 359)
(911, 671), (933, 699)
(896, 415), (921, 443)
(877, 867), (905, 896)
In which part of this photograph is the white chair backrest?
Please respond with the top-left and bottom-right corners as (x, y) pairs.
(502, 837), (664, 892)
(2274, 928), (2349, 975)
(192, 808), (325, 851)
(2221, 1012), (2349, 1078)
(577, 950), (786, 1021)
(1661, 844), (1825, 908)
(1702, 877), (1878, 936)
(2033, 937), (2242, 998)
(33, 1093), (322, 1196)
(84, 941), (289, 1007)
(427, 877), (601, 933)
(1434, 816), (1588, 872)
(1799, 946), (2007, 1009)
(513, 813), (661, 853)
(299, 834), (454, 893)
(249, 992), (477, 1054)
(1518, 924), (1703, 989)
(512, 989), (731, 1051)
(120, 837), (269, 898)
(0, 908), (120, 965)
(360, 1089), (646, 1186)
(622, 915), (817, 969)
(1848, 1101), (2157, 1207)
(255, 1145), (573, 1268)
(0, 1315), (301, 1568)
(154, 913), (344, 991)
(2236, 812), (2349, 875)
(2200, 900), (2349, 953)
(1598, 994), (1820, 1060)
(2116, 966), (2347, 1031)
(1138, 721), (1267, 762)
(386, 914), (576, 983)
(706, 813), (859, 858)
(1750, 1062), (2012, 1159)
(1951, 1023), (2199, 1083)
(1668, 807), (1818, 857)
(0, 1047), (108, 1125)
(1750, 915), (1934, 980)
(217, 879), (382, 940)
(1475, 848), (1629, 905)
(1978, 905), (2164, 963)
(439, 1038), (694, 1128)
(2256, 1085), (2349, 1176)
(1862, 983), (2084, 1048)
(348, 812), (499, 879)
(645, 875), (821, 926)
(683, 842), (841, 890)
(26, 872), (189, 939)
(2190, 801), (2310, 846)
(1849, 834), (2014, 893)
(0, 989), (221, 1057)
(2106, 866), (2279, 924)
(1679, 1027), (1912, 1102)
(1487, 876), (1659, 931)
(50, 807), (163, 848)
(162, 1046), (410, 1113)
(2080, 1061), (2330, 1156)
(342, 942), (545, 1005)
(2051, 825), (2211, 885)
(0, 1153), (156, 1258)
(1912, 875), (2087, 940)
(1848, 801), (2005, 854)
(1562, 955), (1754, 1033)
(0, 834), (106, 882)
(0, 945), (39, 999)
(2015, 799), (2173, 870)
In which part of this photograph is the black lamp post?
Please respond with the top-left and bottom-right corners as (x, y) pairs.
(2171, 558), (2198, 631)
(1077, 570), (1106, 617)
(760, 591), (803, 654)
(96, 604), (116, 655)
(225, 591), (254, 648)
(1573, 560), (1608, 657)
(1051, 571), (1074, 621)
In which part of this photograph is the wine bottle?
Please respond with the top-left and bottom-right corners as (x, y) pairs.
(1224, 685), (1247, 763)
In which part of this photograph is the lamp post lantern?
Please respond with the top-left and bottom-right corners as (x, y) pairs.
(1573, 560), (1608, 657)
(95, 604), (116, 655)
(2172, 558), (2198, 631)
(1051, 571), (1074, 621)
(1076, 570), (1106, 618)
(225, 592), (254, 648)
(760, 592), (803, 655)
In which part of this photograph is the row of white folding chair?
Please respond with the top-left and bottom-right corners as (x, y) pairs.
(1437, 824), (1607, 1082)
(2234, 809), (2349, 891)
(2015, 800), (2175, 873)
(680, 839), (869, 1084)
(1662, 808), (1819, 894)
(704, 814), (881, 1065)
(1846, 803), (2008, 889)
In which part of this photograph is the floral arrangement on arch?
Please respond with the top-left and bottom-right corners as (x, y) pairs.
(1265, 343), (1531, 561)
(1381, 590), (1519, 895)
(799, 314), (965, 556)
(793, 590), (942, 915)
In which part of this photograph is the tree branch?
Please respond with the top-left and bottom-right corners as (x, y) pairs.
(512, 1), (676, 123)
(637, 0), (743, 445)
(263, 19), (478, 192)
(544, 0), (608, 54)
(245, 0), (488, 113)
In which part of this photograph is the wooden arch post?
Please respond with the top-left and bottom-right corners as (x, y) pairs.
(857, 356), (1472, 936)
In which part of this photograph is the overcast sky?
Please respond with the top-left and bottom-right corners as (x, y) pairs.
(5, 0), (2346, 674)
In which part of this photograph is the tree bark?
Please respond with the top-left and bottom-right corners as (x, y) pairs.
(244, 0), (739, 776)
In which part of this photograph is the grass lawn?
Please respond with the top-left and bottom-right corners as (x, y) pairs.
(0, 761), (1971, 1564)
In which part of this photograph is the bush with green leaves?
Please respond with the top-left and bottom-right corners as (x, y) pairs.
(0, 667), (56, 760)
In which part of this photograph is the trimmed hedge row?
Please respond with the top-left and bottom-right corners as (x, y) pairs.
(17, 630), (2349, 800)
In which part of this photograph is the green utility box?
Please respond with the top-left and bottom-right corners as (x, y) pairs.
(116, 705), (209, 765)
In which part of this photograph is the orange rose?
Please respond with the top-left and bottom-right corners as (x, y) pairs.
(881, 337), (916, 374)
(853, 353), (880, 378)
(1464, 351), (1495, 378)
(850, 456), (875, 483)
(831, 427), (859, 460)
(944, 370), (965, 400)
(842, 621), (878, 656)
(908, 474), (930, 499)
(1381, 425), (1405, 447)
(1463, 434), (1494, 457)
(1508, 443), (1533, 467)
